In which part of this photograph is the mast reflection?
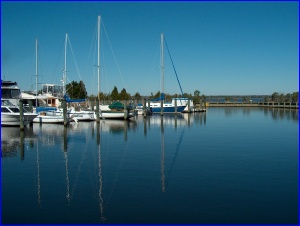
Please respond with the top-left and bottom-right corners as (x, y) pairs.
(160, 117), (165, 192)
(97, 121), (106, 222)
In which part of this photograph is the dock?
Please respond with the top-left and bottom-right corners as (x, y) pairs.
(206, 102), (299, 109)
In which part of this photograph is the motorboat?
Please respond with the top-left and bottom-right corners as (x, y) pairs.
(1, 100), (38, 126)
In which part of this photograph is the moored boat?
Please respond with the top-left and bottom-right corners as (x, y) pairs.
(33, 106), (72, 124)
(99, 101), (135, 120)
(1, 100), (38, 126)
(95, 16), (134, 120)
(1, 80), (22, 106)
(150, 34), (186, 114)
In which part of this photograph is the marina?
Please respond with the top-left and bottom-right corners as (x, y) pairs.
(1, 107), (298, 224)
(1, 4), (298, 224)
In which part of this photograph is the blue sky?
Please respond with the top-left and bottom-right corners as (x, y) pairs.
(1, 1), (299, 96)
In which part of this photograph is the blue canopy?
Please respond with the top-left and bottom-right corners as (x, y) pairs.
(64, 95), (86, 103)
(36, 107), (57, 113)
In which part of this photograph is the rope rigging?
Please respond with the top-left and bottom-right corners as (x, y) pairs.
(163, 36), (184, 97)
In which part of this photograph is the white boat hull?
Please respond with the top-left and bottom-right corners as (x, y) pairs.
(1, 113), (38, 126)
(33, 115), (66, 124)
(33, 110), (71, 124)
(69, 111), (96, 121)
(99, 105), (134, 119)
(100, 110), (134, 119)
(150, 102), (186, 113)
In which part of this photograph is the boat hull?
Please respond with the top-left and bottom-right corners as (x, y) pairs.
(69, 112), (96, 121)
(1, 113), (38, 126)
(33, 111), (71, 124)
(100, 110), (134, 120)
(33, 116), (66, 124)
(150, 104), (186, 113)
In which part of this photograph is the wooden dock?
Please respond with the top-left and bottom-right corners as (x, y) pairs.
(206, 102), (299, 109)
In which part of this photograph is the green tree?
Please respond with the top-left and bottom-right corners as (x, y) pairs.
(134, 92), (141, 100)
(193, 90), (200, 103)
(111, 86), (119, 101)
(66, 80), (87, 99)
(119, 88), (130, 100)
(292, 92), (298, 102)
(153, 91), (160, 99)
(271, 92), (279, 102)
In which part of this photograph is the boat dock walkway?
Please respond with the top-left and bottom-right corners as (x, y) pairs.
(206, 102), (299, 109)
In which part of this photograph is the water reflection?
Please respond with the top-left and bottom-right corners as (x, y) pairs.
(2, 110), (297, 224)
(160, 117), (165, 192)
(217, 107), (298, 122)
(263, 108), (299, 122)
(1, 127), (37, 158)
(96, 122), (106, 222)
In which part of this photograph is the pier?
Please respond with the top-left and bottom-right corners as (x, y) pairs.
(206, 102), (299, 109)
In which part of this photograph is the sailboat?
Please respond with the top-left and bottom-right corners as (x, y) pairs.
(96, 16), (134, 120)
(33, 38), (72, 124)
(150, 33), (187, 113)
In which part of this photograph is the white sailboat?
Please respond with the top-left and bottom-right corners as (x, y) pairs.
(33, 38), (72, 124)
(96, 16), (134, 120)
(60, 34), (95, 122)
(150, 33), (187, 113)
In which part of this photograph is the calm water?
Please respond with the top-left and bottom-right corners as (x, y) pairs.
(1, 107), (298, 224)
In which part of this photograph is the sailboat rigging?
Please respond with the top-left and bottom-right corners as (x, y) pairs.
(150, 33), (187, 114)
(95, 15), (134, 120)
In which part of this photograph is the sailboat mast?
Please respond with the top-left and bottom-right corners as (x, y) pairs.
(161, 33), (164, 97)
(63, 33), (68, 96)
(35, 39), (38, 105)
(97, 16), (101, 101)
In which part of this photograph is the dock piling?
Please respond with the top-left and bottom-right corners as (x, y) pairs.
(124, 100), (128, 120)
(63, 98), (67, 126)
(19, 99), (24, 130)
(96, 99), (100, 123)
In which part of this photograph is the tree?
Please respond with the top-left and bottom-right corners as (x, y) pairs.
(193, 90), (201, 103)
(271, 92), (279, 102)
(111, 86), (119, 101)
(153, 91), (160, 99)
(194, 90), (200, 97)
(119, 88), (130, 100)
(134, 92), (141, 100)
(66, 80), (87, 99)
(292, 92), (298, 102)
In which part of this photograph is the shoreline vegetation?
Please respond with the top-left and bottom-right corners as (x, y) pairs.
(26, 80), (298, 104)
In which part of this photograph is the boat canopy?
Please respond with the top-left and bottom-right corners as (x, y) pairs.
(109, 101), (125, 110)
(64, 95), (86, 103)
(36, 107), (57, 113)
(109, 101), (133, 110)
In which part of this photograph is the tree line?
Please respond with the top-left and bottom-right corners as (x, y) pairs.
(65, 80), (298, 103)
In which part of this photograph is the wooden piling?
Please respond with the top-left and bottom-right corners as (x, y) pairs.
(96, 99), (100, 123)
(91, 99), (94, 111)
(143, 98), (147, 117)
(29, 100), (33, 113)
(63, 98), (67, 126)
(200, 99), (203, 111)
(19, 99), (24, 130)
(148, 99), (151, 114)
(124, 100), (128, 120)
(160, 99), (164, 116)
